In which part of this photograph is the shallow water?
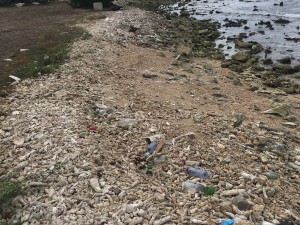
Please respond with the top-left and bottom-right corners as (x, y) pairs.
(166, 0), (300, 66)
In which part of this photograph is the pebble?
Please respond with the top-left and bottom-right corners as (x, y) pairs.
(264, 171), (279, 180)
(232, 196), (251, 211)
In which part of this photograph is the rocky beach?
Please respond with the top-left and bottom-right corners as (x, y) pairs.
(0, 0), (300, 225)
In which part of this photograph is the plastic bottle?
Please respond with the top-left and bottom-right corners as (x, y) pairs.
(187, 167), (209, 179)
(182, 181), (205, 193)
(146, 141), (158, 154)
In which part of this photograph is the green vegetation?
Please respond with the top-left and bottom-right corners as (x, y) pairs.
(5, 25), (92, 80)
(0, 182), (22, 214)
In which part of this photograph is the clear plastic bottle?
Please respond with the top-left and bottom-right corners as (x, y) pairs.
(182, 181), (205, 193)
(146, 141), (158, 154)
(187, 167), (209, 179)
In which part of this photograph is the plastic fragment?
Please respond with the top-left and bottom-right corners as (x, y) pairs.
(220, 219), (235, 225)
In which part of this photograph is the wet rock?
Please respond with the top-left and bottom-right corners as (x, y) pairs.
(274, 18), (290, 24)
(263, 58), (273, 65)
(272, 64), (296, 74)
(235, 40), (253, 49)
(277, 57), (292, 64)
(232, 51), (250, 63)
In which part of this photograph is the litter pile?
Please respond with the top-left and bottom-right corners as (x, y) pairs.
(0, 6), (299, 225)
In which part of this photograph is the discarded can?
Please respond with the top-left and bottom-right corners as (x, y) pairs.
(187, 167), (209, 179)
(146, 141), (158, 154)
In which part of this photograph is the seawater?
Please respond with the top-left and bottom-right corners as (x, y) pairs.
(166, 0), (300, 65)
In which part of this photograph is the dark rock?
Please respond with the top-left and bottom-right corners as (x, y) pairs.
(232, 196), (251, 211)
(277, 57), (291, 64)
(228, 64), (245, 73)
(251, 43), (263, 54)
(232, 51), (250, 62)
(263, 58), (273, 65)
(274, 18), (290, 24)
(235, 40), (253, 49)
(263, 171), (279, 180)
(280, 220), (294, 225)
(109, 186), (121, 195)
(272, 64), (296, 74)
(180, 10), (190, 17)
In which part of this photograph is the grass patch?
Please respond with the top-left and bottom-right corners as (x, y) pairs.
(4, 24), (92, 80)
(0, 182), (22, 214)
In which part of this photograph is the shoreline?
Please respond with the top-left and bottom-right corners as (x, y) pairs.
(0, 1), (300, 224)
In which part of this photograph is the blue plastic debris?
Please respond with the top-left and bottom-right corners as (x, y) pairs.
(220, 219), (234, 225)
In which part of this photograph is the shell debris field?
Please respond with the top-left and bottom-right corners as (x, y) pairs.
(0, 6), (300, 225)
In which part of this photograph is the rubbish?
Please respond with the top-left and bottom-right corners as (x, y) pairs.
(88, 126), (97, 131)
(9, 75), (21, 81)
(241, 172), (256, 181)
(262, 221), (275, 225)
(95, 108), (107, 116)
(146, 141), (158, 155)
(182, 181), (205, 193)
(263, 171), (278, 180)
(203, 186), (215, 196)
(15, 3), (25, 6)
(4, 58), (12, 62)
(279, 220), (294, 225)
(152, 155), (167, 165)
(220, 219), (235, 225)
(221, 189), (246, 197)
(93, 2), (103, 10)
(172, 132), (195, 145)
(187, 167), (209, 179)
(20, 49), (30, 52)
(119, 118), (138, 128)
(147, 141), (164, 158)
